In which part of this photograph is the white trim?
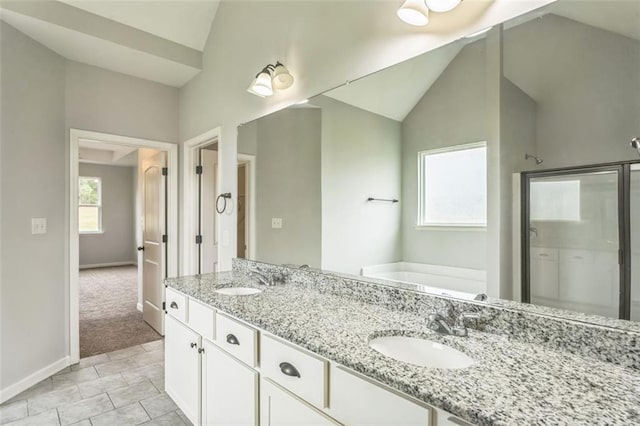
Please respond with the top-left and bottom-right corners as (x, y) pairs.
(69, 129), (178, 364)
(181, 127), (221, 276)
(79, 261), (137, 270)
(0, 356), (70, 404)
(238, 154), (256, 260)
(137, 303), (143, 312)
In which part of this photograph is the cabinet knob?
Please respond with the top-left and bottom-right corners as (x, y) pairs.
(279, 362), (301, 378)
(198, 348), (205, 354)
(137, 246), (145, 251)
(226, 334), (239, 345)
(170, 301), (178, 309)
(190, 342), (197, 349)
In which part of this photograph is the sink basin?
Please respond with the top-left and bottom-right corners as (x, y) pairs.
(369, 335), (475, 369)
(215, 287), (262, 296)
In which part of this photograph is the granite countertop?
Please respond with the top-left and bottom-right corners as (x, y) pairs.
(165, 272), (640, 426)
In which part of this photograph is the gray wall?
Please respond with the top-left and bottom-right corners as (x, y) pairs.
(251, 108), (322, 267)
(79, 163), (136, 267)
(401, 41), (488, 271)
(0, 22), (67, 392)
(313, 96), (402, 275)
(504, 15), (640, 169)
(66, 61), (179, 143)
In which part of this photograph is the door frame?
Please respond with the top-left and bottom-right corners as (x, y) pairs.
(69, 129), (178, 364)
(520, 160), (640, 320)
(237, 154), (257, 260)
(182, 127), (221, 276)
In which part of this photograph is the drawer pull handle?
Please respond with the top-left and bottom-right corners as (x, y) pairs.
(279, 362), (301, 378)
(170, 301), (178, 309)
(226, 334), (240, 345)
(573, 256), (584, 260)
(190, 342), (197, 349)
(539, 253), (549, 257)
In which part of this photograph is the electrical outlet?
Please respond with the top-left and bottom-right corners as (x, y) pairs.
(271, 218), (283, 229)
(31, 218), (47, 234)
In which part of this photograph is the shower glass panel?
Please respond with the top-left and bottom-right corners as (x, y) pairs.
(631, 165), (640, 321)
(527, 169), (621, 319)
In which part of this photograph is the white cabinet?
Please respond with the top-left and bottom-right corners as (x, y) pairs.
(530, 248), (559, 299)
(202, 340), (258, 426)
(260, 378), (339, 426)
(329, 365), (431, 426)
(165, 315), (200, 425)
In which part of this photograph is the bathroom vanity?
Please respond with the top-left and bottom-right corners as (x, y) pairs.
(164, 260), (640, 426)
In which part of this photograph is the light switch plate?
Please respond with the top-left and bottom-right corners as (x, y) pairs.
(32, 218), (47, 234)
(271, 218), (283, 229)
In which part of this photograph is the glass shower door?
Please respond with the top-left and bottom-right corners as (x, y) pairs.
(631, 165), (640, 321)
(525, 168), (622, 319)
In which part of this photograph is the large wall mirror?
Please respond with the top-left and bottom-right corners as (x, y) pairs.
(236, 0), (640, 325)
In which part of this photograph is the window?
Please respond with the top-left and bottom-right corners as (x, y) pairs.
(79, 176), (102, 233)
(418, 142), (487, 227)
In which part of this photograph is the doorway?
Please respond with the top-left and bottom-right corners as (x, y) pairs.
(69, 129), (178, 364)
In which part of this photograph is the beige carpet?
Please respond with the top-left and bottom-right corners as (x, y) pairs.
(80, 265), (162, 358)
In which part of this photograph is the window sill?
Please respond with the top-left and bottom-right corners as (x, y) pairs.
(79, 231), (104, 235)
(415, 225), (487, 232)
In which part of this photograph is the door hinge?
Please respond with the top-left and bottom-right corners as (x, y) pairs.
(196, 165), (203, 175)
(162, 234), (168, 243)
(162, 167), (168, 176)
(162, 301), (166, 312)
(195, 235), (203, 244)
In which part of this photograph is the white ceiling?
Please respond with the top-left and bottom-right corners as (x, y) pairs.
(79, 139), (138, 166)
(321, 0), (640, 121)
(59, 0), (220, 51)
(324, 41), (464, 122)
(0, 0), (219, 87)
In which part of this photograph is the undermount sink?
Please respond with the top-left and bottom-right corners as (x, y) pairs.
(369, 335), (475, 369)
(215, 287), (263, 296)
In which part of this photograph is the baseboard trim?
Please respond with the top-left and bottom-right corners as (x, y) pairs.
(137, 303), (143, 312)
(0, 356), (70, 404)
(79, 261), (137, 270)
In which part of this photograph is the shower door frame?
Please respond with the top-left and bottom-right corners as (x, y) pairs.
(521, 160), (640, 320)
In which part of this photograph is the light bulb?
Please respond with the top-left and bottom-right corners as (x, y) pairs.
(250, 71), (273, 97)
(425, 0), (462, 13)
(397, 0), (429, 26)
(272, 63), (294, 90)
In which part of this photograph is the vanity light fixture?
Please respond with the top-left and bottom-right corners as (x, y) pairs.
(425, 0), (462, 13)
(397, 0), (462, 26)
(247, 61), (294, 97)
(397, 0), (430, 26)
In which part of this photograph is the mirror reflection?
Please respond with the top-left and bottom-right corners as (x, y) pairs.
(237, 0), (640, 322)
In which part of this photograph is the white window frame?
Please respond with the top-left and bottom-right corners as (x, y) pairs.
(78, 176), (103, 234)
(417, 141), (487, 229)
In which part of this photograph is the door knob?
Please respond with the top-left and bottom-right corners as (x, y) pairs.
(137, 246), (145, 251)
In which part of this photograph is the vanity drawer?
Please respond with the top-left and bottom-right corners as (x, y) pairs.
(530, 247), (558, 261)
(165, 287), (188, 322)
(261, 334), (328, 410)
(215, 312), (258, 367)
(188, 297), (215, 341)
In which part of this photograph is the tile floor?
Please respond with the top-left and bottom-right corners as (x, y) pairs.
(0, 340), (190, 426)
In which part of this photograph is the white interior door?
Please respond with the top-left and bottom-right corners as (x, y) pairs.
(142, 151), (166, 333)
(201, 149), (218, 274)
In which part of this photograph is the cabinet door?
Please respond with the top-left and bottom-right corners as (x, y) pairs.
(165, 315), (200, 425)
(260, 378), (339, 426)
(530, 248), (559, 299)
(202, 340), (258, 426)
(329, 365), (431, 426)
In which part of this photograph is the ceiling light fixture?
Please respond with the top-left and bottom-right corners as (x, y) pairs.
(397, 0), (462, 26)
(247, 61), (294, 97)
(397, 0), (430, 26)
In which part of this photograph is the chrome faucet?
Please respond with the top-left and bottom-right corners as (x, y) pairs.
(427, 311), (486, 337)
(248, 267), (286, 286)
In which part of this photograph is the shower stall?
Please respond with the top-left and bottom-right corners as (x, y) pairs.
(521, 161), (640, 321)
